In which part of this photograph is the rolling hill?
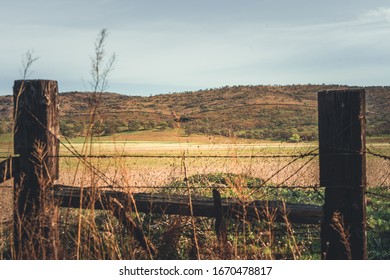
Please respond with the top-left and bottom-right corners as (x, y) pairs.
(0, 84), (389, 141)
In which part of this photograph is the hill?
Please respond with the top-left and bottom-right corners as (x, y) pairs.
(0, 84), (389, 141)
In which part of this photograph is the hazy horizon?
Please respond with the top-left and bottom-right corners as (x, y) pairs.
(1, 0), (390, 96)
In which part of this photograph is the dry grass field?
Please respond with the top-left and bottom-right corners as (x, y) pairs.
(1, 129), (389, 259)
(1, 129), (389, 212)
(53, 129), (390, 188)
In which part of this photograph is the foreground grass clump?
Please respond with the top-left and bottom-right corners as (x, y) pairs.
(366, 186), (390, 259)
(47, 173), (321, 260)
(165, 172), (323, 204)
(0, 173), (389, 260)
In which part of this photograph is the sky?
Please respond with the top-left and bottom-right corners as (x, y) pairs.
(1, 0), (390, 96)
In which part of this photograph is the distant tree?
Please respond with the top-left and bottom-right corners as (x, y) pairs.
(60, 120), (77, 138)
(92, 120), (105, 135)
(73, 122), (85, 135)
(158, 121), (168, 131)
(143, 120), (156, 130)
(128, 120), (142, 131)
(291, 128), (299, 135)
(279, 131), (291, 141)
(0, 121), (6, 134)
(166, 120), (175, 129)
(184, 126), (193, 136)
(103, 120), (120, 135)
(219, 128), (232, 137)
(288, 133), (301, 143)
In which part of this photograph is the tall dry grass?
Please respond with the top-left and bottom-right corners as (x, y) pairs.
(2, 131), (389, 259)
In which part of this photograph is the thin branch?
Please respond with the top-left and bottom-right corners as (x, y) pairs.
(90, 28), (116, 93)
(20, 50), (39, 80)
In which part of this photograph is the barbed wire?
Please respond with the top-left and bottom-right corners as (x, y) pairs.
(3, 146), (389, 160)
(366, 148), (390, 161)
(366, 146), (390, 188)
(2, 182), (389, 196)
(366, 190), (390, 200)
(378, 173), (390, 188)
(3, 148), (389, 160)
(24, 108), (119, 188)
(47, 154), (318, 159)
(246, 151), (319, 197)
(92, 183), (323, 191)
(276, 155), (325, 201)
(3, 108), (386, 203)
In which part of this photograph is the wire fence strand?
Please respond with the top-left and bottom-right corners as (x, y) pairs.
(1, 107), (387, 201)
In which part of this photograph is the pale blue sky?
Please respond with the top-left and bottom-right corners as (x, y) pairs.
(1, 0), (390, 95)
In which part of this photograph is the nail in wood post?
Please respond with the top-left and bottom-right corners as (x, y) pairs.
(318, 89), (366, 260)
(13, 80), (59, 259)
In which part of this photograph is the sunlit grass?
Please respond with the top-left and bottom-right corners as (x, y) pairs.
(0, 130), (389, 259)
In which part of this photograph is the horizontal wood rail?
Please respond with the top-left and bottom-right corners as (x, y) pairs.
(53, 185), (324, 225)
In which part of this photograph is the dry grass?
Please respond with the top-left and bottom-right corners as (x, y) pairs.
(0, 143), (322, 259)
(1, 133), (389, 259)
(55, 139), (389, 189)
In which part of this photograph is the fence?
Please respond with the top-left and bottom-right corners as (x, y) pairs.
(0, 79), (388, 259)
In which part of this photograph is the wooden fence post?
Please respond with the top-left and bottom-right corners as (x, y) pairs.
(212, 188), (228, 258)
(318, 89), (366, 260)
(13, 80), (60, 259)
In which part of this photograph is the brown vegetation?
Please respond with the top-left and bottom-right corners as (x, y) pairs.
(1, 84), (389, 140)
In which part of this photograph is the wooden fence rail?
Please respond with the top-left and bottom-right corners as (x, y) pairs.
(53, 185), (324, 224)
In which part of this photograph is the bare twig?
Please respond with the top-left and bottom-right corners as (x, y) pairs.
(90, 28), (116, 93)
(20, 50), (39, 80)
(331, 212), (351, 260)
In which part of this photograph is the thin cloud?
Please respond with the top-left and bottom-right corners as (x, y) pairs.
(364, 7), (390, 22)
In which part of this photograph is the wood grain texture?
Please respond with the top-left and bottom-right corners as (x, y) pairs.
(318, 89), (367, 260)
(13, 80), (60, 259)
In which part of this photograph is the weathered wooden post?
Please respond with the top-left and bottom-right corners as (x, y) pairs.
(212, 188), (228, 258)
(13, 80), (60, 259)
(318, 89), (366, 260)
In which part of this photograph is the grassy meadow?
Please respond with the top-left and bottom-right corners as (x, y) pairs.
(1, 129), (389, 259)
